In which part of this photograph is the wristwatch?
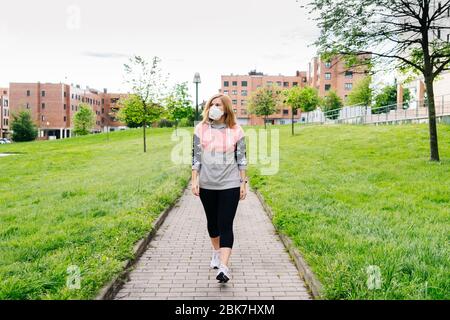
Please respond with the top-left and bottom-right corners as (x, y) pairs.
(240, 178), (248, 184)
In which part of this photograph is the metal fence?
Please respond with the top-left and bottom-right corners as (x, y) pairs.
(300, 94), (450, 125)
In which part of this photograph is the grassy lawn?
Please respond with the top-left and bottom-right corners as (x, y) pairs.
(248, 123), (450, 299)
(0, 128), (190, 299)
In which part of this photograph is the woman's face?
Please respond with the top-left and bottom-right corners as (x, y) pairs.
(210, 98), (224, 113)
(209, 97), (225, 120)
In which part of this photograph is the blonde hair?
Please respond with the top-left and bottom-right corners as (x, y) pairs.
(200, 93), (237, 128)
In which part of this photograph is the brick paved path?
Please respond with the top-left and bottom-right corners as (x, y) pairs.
(114, 180), (311, 300)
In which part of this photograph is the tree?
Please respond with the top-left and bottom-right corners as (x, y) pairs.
(373, 84), (411, 113)
(347, 75), (373, 107)
(305, 0), (450, 161)
(10, 110), (38, 142)
(73, 103), (95, 136)
(283, 86), (320, 135)
(247, 85), (283, 129)
(117, 94), (162, 128)
(321, 90), (343, 120)
(163, 82), (194, 133)
(124, 55), (169, 153)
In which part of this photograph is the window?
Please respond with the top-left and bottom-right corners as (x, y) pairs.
(283, 109), (289, 115)
(26, 103), (30, 109)
(71, 94), (74, 99)
(241, 81), (248, 87)
(232, 99), (237, 105)
(233, 108), (237, 113)
(232, 81), (237, 86)
(241, 109), (247, 115)
(71, 105), (74, 111)
(325, 62), (331, 68)
(223, 90), (229, 95)
(41, 115), (45, 121)
(345, 71), (353, 78)
(293, 82), (298, 86)
(241, 90), (247, 96)
(224, 81), (229, 87)
(294, 109), (298, 115)
(283, 82), (289, 87)
(276, 81), (282, 86)
(64, 104), (66, 110)
(64, 116), (67, 122)
(302, 77), (307, 83)
(325, 73), (331, 80)
(276, 109), (281, 113)
(266, 81), (273, 85)
(232, 90), (238, 95)
(41, 91), (45, 97)
(241, 100), (246, 105)
(41, 103), (45, 109)
(344, 83), (353, 90)
(325, 84), (331, 91)
(64, 92), (67, 98)
(27, 90), (31, 96)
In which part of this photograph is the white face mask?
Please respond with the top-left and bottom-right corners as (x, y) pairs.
(208, 105), (224, 121)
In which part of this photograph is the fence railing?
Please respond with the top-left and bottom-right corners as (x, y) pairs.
(300, 94), (450, 125)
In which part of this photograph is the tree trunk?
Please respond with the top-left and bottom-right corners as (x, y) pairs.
(291, 109), (294, 136)
(264, 115), (267, 129)
(143, 102), (147, 153)
(424, 76), (440, 161)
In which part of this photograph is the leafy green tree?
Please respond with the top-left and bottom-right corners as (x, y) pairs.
(163, 82), (194, 132)
(73, 103), (95, 136)
(124, 55), (169, 152)
(10, 110), (38, 142)
(247, 85), (283, 129)
(305, 0), (450, 161)
(321, 90), (343, 120)
(347, 75), (373, 107)
(117, 94), (162, 128)
(372, 85), (411, 114)
(283, 86), (320, 135)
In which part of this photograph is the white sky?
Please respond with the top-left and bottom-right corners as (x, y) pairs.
(0, 0), (320, 103)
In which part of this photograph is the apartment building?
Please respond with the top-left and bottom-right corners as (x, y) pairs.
(219, 70), (308, 126)
(0, 88), (9, 138)
(397, 1), (450, 105)
(308, 54), (371, 103)
(7, 82), (128, 140)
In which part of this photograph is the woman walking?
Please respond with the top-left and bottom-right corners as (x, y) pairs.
(191, 93), (248, 283)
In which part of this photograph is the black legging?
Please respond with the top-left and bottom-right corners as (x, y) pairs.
(199, 187), (240, 249)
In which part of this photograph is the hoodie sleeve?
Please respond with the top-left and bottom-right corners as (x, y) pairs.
(235, 126), (247, 171)
(192, 125), (202, 171)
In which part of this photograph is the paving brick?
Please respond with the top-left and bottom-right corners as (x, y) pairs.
(114, 181), (310, 300)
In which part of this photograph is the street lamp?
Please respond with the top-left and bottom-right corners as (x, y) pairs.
(193, 72), (201, 123)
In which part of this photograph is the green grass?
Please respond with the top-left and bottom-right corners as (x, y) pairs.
(0, 128), (190, 299)
(248, 123), (450, 300)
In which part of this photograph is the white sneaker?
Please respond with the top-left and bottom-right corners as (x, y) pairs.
(216, 263), (231, 283)
(210, 249), (221, 269)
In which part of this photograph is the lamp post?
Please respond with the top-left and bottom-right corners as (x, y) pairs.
(193, 72), (201, 123)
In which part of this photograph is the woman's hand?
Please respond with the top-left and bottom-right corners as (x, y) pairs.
(191, 178), (200, 196)
(240, 183), (247, 200)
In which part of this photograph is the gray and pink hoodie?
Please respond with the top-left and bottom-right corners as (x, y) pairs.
(192, 120), (247, 190)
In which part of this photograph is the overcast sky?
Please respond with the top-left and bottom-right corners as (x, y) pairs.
(0, 0), (320, 103)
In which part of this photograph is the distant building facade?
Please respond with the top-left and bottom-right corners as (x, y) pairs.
(0, 88), (9, 138)
(308, 54), (372, 103)
(6, 82), (128, 140)
(219, 70), (308, 126)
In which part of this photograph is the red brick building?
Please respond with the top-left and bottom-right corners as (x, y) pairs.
(308, 54), (372, 103)
(7, 82), (128, 139)
(0, 87), (9, 138)
(219, 70), (308, 126)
